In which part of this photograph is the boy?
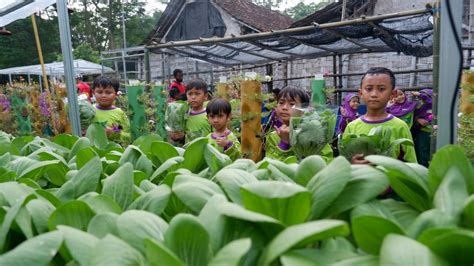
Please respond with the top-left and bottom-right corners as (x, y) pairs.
(168, 69), (186, 102)
(265, 87), (333, 162)
(206, 98), (241, 160)
(343, 67), (417, 164)
(92, 75), (130, 145)
(183, 79), (212, 143)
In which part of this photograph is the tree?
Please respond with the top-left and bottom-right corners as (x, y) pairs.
(252, 0), (285, 9)
(284, 1), (331, 20)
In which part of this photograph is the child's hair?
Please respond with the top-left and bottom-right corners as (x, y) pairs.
(93, 75), (120, 92)
(173, 69), (183, 77)
(360, 67), (396, 89)
(277, 86), (310, 105)
(272, 88), (281, 97)
(186, 79), (208, 93)
(206, 98), (231, 116)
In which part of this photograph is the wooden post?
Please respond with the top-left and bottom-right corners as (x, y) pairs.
(216, 83), (229, 99)
(240, 80), (262, 162)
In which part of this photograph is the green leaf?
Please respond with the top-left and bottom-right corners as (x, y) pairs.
(241, 181), (311, 225)
(0, 182), (34, 206)
(86, 123), (109, 150)
(139, 179), (157, 192)
(307, 157), (351, 219)
(34, 189), (61, 207)
(224, 159), (256, 171)
(68, 137), (92, 161)
(57, 156), (102, 200)
(150, 156), (184, 183)
(76, 147), (98, 169)
(25, 199), (55, 234)
(352, 215), (404, 255)
(145, 238), (185, 266)
(462, 195), (474, 228)
(406, 209), (457, 239)
(116, 210), (168, 253)
(15, 206), (34, 239)
(380, 234), (448, 266)
(150, 141), (179, 165)
(48, 200), (95, 231)
(417, 228), (474, 265)
(165, 214), (211, 266)
(0, 194), (35, 252)
(204, 144), (231, 176)
(0, 231), (63, 266)
(15, 159), (60, 181)
(266, 159), (298, 180)
(331, 255), (379, 266)
(182, 137), (208, 173)
(321, 165), (389, 217)
(380, 199), (420, 230)
(366, 156), (431, 212)
(294, 155), (326, 186)
(214, 168), (258, 205)
(53, 134), (79, 150)
(433, 167), (469, 218)
(118, 145), (143, 166)
(0, 153), (11, 167)
(102, 163), (135, 210)
(209, 238), (252, 266)
(172, 174), (225, 213)
(87, 213), (119, 238)
(428, 145), (474, 194)
(259, 220), (350, 266)
(135, 155), (154, 177)
(90, 234), (145, 266)
(58, 225), (99, 266)
(79, 193), (122, 214)
(133, 134), (163, 156)
(0, 167), (16, 182)
(127, 185), (171, 216)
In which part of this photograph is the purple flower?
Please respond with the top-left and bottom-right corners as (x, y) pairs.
(39, 92), (51, 117)
(0, 96), (10, 112)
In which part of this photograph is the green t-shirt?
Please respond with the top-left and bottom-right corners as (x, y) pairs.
(207, 130), (241, 161)
(265, 131), (333, 163)
(185, 110), (212, 143)
(398, 111), (414, 129)
(343, 114), (417, 163)
(93, 105), (131, 144)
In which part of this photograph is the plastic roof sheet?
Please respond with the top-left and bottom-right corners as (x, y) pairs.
(151, 13), (433, 67)
(0, 59), (114, 75)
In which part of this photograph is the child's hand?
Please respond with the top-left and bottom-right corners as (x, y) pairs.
(275, 125), (290, 144)
(170, 131), (184, 141)
(411, 91), (420, 97)
(216, 137), (231, 148)
(351, 154), (370, 164)
(105, 126), (114, 136)
(417, 118), (429, 127)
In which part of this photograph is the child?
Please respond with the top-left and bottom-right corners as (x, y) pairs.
(412, 88), (433, 166)
(343, 67), (417, 164)
(265, 87), (333, 162)
(168, 69), (186, 102)
(336, 93), (360, 135)
(386, 89), (417, 128)
(92, 75), (130, 145)
(183, 79), (212, 143)
(206, 98), (241, 160)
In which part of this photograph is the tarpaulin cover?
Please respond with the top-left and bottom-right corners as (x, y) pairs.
(151, 13), (434, 67)
(0, 59), (114, 75)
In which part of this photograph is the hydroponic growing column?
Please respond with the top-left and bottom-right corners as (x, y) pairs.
(240, 80), (262, 162)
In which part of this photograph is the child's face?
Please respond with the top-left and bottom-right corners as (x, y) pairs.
(94, 86), (117, 107)
(276, 97), (301, 125)
(349, 97), (360, 110)
(359, 74), (395, 112)
(393, 89), (406, 104)
(187, 88), (207, 110)
(208, 112), (230, 132)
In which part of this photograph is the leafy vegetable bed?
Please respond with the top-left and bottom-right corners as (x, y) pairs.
(0, 126), (473, 266)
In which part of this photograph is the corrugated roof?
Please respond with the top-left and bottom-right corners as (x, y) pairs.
(145, 0), (293, 44)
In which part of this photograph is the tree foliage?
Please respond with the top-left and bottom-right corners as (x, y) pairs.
(283, 1), (331, 20)
(0, 2), (160, 69)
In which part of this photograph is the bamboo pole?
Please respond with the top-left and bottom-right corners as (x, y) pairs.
(31, 14), (58, 135)
(240, 80), (262, 162)
(216, 83), (229, 100)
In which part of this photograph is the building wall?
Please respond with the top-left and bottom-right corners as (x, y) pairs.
(373, 0), (433, 15)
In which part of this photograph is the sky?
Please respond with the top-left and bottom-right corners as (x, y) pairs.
(144, 0), (324, 15)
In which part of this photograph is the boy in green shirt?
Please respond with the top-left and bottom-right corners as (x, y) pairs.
(206, 98), (241, 161)
(183, 79), (212, 143)
(343, 67), (417, 163)
(265, 87), (333, 162)
(92, 75), (130, 145)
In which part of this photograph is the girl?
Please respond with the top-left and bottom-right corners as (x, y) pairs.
(386, 89), (417, 128)
(337, 93), (360, 135)
(206, 98), (240, 161)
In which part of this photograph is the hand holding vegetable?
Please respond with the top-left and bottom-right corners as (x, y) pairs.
(351, 154), (370, 164)
(275, 125), (290, 144)
(216, 137), (231, 148)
